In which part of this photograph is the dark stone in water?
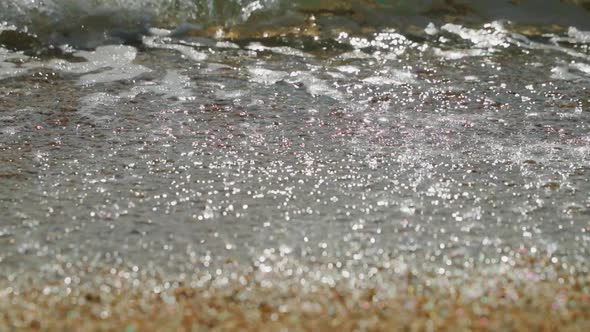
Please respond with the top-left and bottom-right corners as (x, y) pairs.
(0, 30), (40, 51)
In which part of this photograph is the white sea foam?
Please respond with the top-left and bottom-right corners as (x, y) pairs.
(246, 42), (310, 58)
(288, 71), (343, 100)
(143, 36), (208, 61)
(78, 92), (121, 123)
(425, 22), (439, 36)
(570, 62), (590, 75)
(550, 65), (582, 81)
(49, 45), (150, 85)
(0, 47), (28, 80)
(442, 22), (509, 49)
(433, 47), (487, 60)
(362, 69), (416, 86)
(121, 70), (195, 101)
(567, 27), (590, 44)
(336, 66), (360, 75)
(248, 68), (288, 85)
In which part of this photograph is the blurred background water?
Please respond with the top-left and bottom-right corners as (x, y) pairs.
(2, 0), (590, 47)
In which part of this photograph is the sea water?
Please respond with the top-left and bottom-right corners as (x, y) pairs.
(0, 0), (589, 283)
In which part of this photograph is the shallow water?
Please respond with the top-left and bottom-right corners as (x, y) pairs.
(1, 2), (590, 284)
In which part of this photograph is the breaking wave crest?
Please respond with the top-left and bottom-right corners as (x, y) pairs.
(1, 0), (590, 48)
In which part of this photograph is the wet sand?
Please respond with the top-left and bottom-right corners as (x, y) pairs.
(1, 252), (589, 331)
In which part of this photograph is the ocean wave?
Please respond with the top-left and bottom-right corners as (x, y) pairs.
(1, 0), (590, 48)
